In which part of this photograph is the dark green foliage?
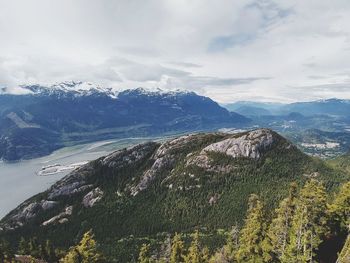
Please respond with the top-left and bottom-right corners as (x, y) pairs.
(283, 180), (328, 262)
(0, 238), (14, 262)
(170, 233), (185, 263)
(262, 183), (297, 262)
(0, 131), (349, 262)
(61, 230), (105, 263)
(236, 194), (266, 263)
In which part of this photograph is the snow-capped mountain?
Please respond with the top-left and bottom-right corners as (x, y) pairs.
(18, 81), (118, 98)
(0, 83), (249, 161)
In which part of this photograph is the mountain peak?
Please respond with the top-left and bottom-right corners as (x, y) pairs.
(1, 81), (196, 99)
(19, 81), (118, 98)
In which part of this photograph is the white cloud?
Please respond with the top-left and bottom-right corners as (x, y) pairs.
(1, 0), (350, 102)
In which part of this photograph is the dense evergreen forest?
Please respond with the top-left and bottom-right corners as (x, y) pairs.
(0, 179), (349, 263)
(1, 130), (350, 262)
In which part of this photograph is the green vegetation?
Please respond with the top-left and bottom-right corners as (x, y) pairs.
(1, 179), (349, 262)
(137, 179), (350, 263)
(0, 130), (350, 262)
(61, 230), (105, 263)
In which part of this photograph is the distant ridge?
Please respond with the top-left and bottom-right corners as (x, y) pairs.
(0, 82), (249, 161)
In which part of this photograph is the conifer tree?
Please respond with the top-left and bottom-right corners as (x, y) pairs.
(138, 243), (153, 263)
(236, 194), (266, 263)
(0, 239), (13, 262)
(170, 233), (185, 263)
(45, 240), (57, 262)
(61, 248), (81, 263)
(223, 225), (240, 262)
(184, 230), (202, 263)
(18, 237), (29, 255)
(262, 183), (297, 262)
(338, 232), (350, 263)
(29, 237), (40, 258)
(201, 246), (210, 263)
(328, 181), (350, 232)
(283, 179), (328, 263)
(61, 230), (105, 263)
(211, 225), (240, 262)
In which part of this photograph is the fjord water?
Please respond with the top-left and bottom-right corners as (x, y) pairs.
(0, 137), (161, 219)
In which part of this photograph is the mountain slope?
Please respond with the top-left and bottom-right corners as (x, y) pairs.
(0, 129), (347, 261)
(283, 98), (350, 116)
(230, 105), (271, 116)
(224, 98), (350, 117)
(0, 82), (249, 161)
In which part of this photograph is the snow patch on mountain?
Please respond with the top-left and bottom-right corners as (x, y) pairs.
(1, 81), (194, 99)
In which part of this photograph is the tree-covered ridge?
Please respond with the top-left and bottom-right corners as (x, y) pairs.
(1, 179), (349, 262)
(0, 129), (349, 262)
(137, 179), (350, 263)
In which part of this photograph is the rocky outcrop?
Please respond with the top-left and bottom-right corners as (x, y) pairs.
(41, 200), (58, 210)
(45, 161), (96, 200)
(42, 206), (73, 226)
(1, 200), (58, 230)
(130, 155), (174, 196)
(101, 142), (158, 169)
(186, 153), (235, 173)
(186, 129), (279, 172)
(202, 129), (275, 159)
(129, 135), (200, 196)
(48, 182), (93, 199)
(82, 188), (104, 207)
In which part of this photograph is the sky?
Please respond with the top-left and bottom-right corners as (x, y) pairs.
(1, 0), (350, 103)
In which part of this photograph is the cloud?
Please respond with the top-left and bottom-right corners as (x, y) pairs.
(1, 0), (350, 102)
(167, 61), (202, 68)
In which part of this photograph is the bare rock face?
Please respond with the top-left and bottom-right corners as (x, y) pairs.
(2, 200), (58, 230)
(46, 162), (96, 200)
(187, 129), (278, 172)
(15, 202), (41, 221)
(42, 206), (73, 226)
(202, 129), (275, 159)
(129, 135), (199, 196)
(186, 154), (235, 173)
(130, 155), (174, 196)
(82, 188), (104, 207)
(101, 142), (157, 169)
(154, 135), (195, 157)
(48, 182), (93, 199)
(40, 200), (58, 210)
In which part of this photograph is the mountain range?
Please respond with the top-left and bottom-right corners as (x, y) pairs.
(224, 98), (350, 117)
(0, 81), (248, 161)
(4, 81), (350, 162)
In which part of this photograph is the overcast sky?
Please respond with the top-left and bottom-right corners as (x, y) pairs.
(1, 0), (350, 103)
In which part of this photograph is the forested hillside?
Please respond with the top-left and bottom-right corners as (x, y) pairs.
(0, 129), (349, 262)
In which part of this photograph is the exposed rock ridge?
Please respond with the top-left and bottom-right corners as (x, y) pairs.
(42, 206), (73, 226)
(202, 128), (275, 159)
(82, 188), (104, 207)
(101, 142), (158, 169)
(130, 135), (201, 196)
(186, 129), (279, 171)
